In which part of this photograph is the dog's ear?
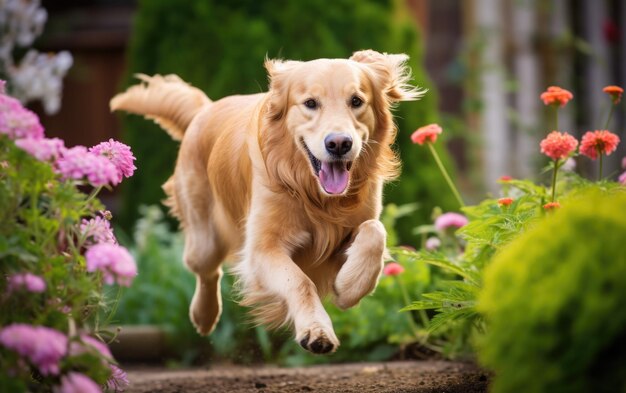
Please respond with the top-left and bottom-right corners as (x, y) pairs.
(264, 58), (301, 121)
(350, 49), (426, 102)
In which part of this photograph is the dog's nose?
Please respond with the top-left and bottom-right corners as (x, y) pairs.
(324, 133), (353, 156)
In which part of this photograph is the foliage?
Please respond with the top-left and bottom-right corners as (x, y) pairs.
(479, 190), (626, 393)
(0, 93), (135, 391)
(117, 0), (457, 237)
(397, 83), (626, 359)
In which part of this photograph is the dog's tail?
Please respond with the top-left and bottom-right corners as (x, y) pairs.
(110, 74), (210, 141)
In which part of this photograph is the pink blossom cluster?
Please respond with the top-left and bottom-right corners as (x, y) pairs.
(80, 215), (117, 246)
(69, 335), (113, 360)
(57, 372), (102, 393)
(85, 243), (137, 287)
(0, 324), (67, 376)
(56, 146), (119, 187)
(1, 84), (136, 188)
(8, 272), (46, 293)
(0, 93), (44, 139)
(90, 139), (137, 184)
(68, 336), (129, 391)
(107, 364), (130, 392)
(14, 137), (65, 161)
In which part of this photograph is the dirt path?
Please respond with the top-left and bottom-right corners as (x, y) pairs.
(126, 360), (489, 393)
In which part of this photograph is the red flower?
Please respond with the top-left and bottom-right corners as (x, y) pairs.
(603, 85), (624, 104)
(498, 198), (513, 206)
(498, 175), (513, 182)
(579, 130), (621, 160)
(411, 124), (442, 145)
(540, 86), (573, 107)
(540, 131), (578, 161)
(543, 202), (561, 210)
(383, 262), (405, 276)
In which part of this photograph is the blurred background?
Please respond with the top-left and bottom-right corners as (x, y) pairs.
(7, 0), (624, 366)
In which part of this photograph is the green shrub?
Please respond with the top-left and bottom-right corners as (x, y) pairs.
(117, 0), (457, 237)
(479, 190), (626, 393)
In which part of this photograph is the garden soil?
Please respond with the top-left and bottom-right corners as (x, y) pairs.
(126, 360), (489, 393)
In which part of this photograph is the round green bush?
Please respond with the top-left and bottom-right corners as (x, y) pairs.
(117, 0), (457, 235)
(479, 190), (626, 393)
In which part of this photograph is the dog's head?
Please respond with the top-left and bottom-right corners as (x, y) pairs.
(262, 50), (424, 198)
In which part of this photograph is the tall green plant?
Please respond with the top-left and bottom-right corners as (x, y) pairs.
(117, 0), (457, 237)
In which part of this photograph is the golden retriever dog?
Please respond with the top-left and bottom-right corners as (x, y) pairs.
(110, 50), (424, 354)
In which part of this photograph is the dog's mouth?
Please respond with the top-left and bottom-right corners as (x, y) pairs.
(302, 141), (353, 195)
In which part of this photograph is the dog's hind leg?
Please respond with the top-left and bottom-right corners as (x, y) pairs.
(184, 217), (228, 336)
(172, 170), (229, 336)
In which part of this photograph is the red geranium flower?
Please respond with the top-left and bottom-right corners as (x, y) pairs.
(498, 198), (514, 206)
(540, 131), (578, 161)
(603, 85), (624, 104)
(383, 262), (405, 276)
(579, 130), (621, 160)
(543, 202), (561, 210)
(411, 124), (442, 145)
(540, 86), (573, 107)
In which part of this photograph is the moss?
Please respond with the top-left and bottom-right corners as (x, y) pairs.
(479, 190), (626, 393)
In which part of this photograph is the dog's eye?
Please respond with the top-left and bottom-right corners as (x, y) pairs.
(304, 99), (318, 110)
(351, 96), (363, 108)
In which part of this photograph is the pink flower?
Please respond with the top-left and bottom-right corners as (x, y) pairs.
(540, 86), (573, 107)
(0, 324), (67, 376)
(57, 372), (102, 393)
(619, 172), (626, 185)
(69, 335), (113, 360)
(383, 262), (405, 276)
(15, 137), (65, 161)
(56, 146), (119, 187)
(80, 216), (116, 246)
(579, 130), (620, 160)
(8, 273), (46, 293)
(0, 94), (44, 139)
(107, 364), (130, 392)
(425, 237), (441, 251)
(85, 243), (137, 287)
(540, 131), (578, 161)
(89, 139), (136, 184)
(434, 212), (468, 232)
(411, 124), (442, 145)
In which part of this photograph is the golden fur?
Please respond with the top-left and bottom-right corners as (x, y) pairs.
(110, 50), (424, 354)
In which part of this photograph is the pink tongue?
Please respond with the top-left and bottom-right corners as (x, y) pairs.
(319, 161), (349, 194)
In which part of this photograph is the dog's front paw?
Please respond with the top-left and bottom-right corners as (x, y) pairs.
(296, 323), (339, 354)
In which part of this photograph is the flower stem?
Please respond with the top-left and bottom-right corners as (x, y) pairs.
(427, 143), (464, 208)
(554, 106), (559, 131)
(598, 152), (603, 181)
(85, 186), (103, 205)
(551, 159), (559, 202)
(396, 276), (425, 335)
(604, 102), (615, 130)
